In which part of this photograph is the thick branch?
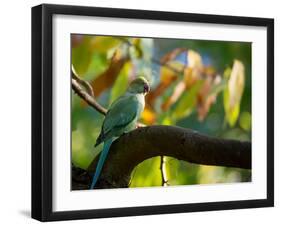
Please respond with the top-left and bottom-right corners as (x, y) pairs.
(85, 125), (251, 189)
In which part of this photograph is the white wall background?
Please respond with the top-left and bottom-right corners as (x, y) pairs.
(0, 0), (279, 225)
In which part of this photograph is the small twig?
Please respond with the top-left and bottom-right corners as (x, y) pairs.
(71, 68), (107, 115)
(151, 58), (184, 75)
(72, 66), (94, 97)
(160, 156), (168, 186)
(118, 37), (183, 75)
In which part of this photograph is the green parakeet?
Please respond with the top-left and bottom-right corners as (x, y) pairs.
(90, 77), (150, 189)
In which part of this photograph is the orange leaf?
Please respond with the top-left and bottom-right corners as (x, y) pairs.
(183, 67), (199, 88)
(141, 106), (156, 125)
(146, 66), (178, 107)
(197, 76), (222, 121)
(161, 81), (186, 111)
(90, 49), (128, 97)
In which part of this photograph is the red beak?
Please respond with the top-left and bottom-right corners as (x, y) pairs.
(144, 84), (150, 93)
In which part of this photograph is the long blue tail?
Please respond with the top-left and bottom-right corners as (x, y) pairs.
(90, 139), (113, 189)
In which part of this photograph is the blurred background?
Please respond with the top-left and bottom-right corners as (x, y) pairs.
(71, 34), (251, 188)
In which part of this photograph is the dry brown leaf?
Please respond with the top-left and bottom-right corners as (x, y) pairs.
(90, 49), (129, 97)
(161, 81), (186, 111)
(196, 75), (222, 121)
(71, 34), (84, 48)
(146, 66), (178, 107)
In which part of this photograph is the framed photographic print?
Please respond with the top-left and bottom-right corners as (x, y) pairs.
(31, 4), (274, 221)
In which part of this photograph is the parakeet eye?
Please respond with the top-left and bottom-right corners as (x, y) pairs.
(144, 83), (150, 93)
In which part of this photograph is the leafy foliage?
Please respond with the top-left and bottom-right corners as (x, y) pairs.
(71, 34), (251, 187)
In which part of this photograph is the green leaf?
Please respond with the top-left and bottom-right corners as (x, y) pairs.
(239, 111), (251, 131)
(72, 36), (92, 76)
(72, 36), (122, 77)
(129, 157), (161, 187)
(161, 116), (173, 125)
(83, 53), (108, 81)
(71, 112), (104, 169)
(223, 67), (232, 79)
(165, 157), (199, 185)
(223, 60), (245, 127)
(90, 36), (121, 54)
(224, 87), (240, 127)
(171, 80), (204, 120)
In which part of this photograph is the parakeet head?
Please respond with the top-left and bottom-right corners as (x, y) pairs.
(127, 77), (150, 94)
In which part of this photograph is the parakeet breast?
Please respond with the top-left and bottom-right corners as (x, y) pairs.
(135, 93), (145, 115)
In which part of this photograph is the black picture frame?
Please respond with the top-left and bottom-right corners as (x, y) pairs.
(32, 3), (274, 221)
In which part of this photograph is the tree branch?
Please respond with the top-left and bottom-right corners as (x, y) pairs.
(79, 125), (251, 189)
(72, 66), (94, 97)
(71, 70), (107, 115)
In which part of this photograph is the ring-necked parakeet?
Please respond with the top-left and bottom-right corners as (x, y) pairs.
(90, 77), (150, 189)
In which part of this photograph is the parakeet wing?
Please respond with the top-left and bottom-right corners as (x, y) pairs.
(102, 95), (139, 137)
